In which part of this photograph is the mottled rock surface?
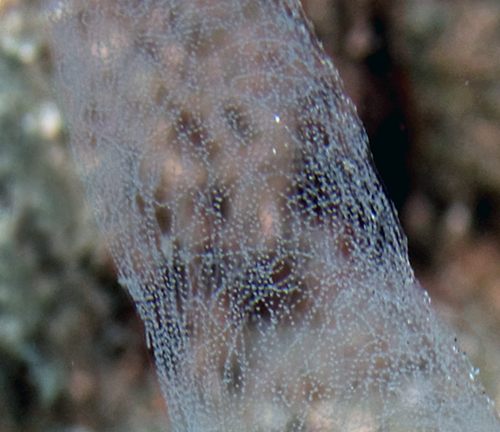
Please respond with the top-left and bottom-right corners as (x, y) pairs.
(1, 1), (499, 431)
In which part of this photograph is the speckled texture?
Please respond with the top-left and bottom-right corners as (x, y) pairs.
(47, 1), (500, 431)
(1, 1), (500, 431)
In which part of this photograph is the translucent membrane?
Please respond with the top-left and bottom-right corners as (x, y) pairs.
(48, 1), (500, 430)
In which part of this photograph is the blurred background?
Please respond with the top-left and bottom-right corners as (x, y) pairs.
(0, 0), (499, 430)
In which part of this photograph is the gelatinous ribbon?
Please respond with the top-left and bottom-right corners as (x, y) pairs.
(48, 1), (500, 430)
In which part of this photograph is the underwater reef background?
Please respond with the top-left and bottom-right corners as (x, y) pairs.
(1, 1), (500, 431)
